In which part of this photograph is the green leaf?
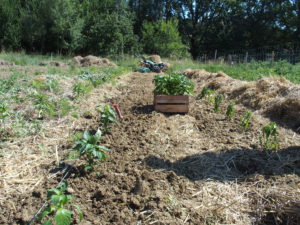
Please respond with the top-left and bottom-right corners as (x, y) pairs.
(55, 208), (72, 225)
(58, 182), (68, 192)
(74, 204), (84, 221)
(98, 145), (109, 151)
(39, 207), (52, 220)
(51, 195), (63, 206)
(67, 151), (81, 160)
(48, 188), (62, 199)
(83, 130), (90, 140)
(94, 130), (102, 141)
(42, 219), (52, 225)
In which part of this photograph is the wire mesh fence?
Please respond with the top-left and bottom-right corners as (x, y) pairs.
(198, 44), (300, 64)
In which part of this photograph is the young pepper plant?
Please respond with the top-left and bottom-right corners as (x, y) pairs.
(39, 182), (83, 225)
(214, 94), (224, 112)
(98, 104), (119, 133)
(70, 130), (108, 171)
(197, 87), (215, 104)
(260, 122), (279, 150)
(240, 111), (252, 129)
(226, 101), (235, 120)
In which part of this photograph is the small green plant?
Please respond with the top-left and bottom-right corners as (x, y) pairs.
(197, 87), (216, 104)
(38, 182), (83, 225)
(240, 111), (252, 129)
(72, 82), (92, 98)
(98, 105), (119, 133)
(31, 92), (56, 118)
(226, 101), (235, 120)
(214, 94), (223, 112)
(70, 130), (108, 171)
(153, 74), (194, 95)
(197, 87), (215, 99)
(32, 78), (59, 93)
(56, 98), (73, 117)
(0, 103), (10, 123)
(259, 122), (279, 150)
(79, 72), (108, 87)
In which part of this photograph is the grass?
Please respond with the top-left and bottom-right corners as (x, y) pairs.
(0, 52), (131, 142)
(166, 59), (300, 84)
(0, 51), (70, 66)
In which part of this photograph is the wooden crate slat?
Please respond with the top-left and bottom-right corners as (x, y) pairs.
(154, 95), (189, 113)
(155, 104), (189, 113)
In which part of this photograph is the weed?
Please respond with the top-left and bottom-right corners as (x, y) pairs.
(72, 83), (93, 98)
(98, 105), (119, 133)
(0, 73), (18, 94)
(32, 78), (60, 93)
(214, 94), (223, 112)
(31, 92), (56, 118)
(56, 98), (73, 117)
(260, 122), (279, 150)
(226, 101), (235, 120)
(70, 130), (108, 171)
(240, 111), (252, 129)
(38, 182), (83, 225)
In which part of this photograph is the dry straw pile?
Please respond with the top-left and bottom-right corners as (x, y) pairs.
(184, 69), (300, 128)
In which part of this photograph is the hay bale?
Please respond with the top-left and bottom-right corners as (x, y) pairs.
(72, 56), (84, 65)
(81, 55), (103, 67)
(148, 55), (162, 63)
(101, 58), (110, 64)
(163, 62), (171, 71)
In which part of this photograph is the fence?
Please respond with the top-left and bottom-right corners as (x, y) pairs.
(198, 45), (300, 64)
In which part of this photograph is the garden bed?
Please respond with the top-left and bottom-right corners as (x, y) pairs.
(1, 71), (299, 225)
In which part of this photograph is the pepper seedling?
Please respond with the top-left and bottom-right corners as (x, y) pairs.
(260, 122), (279, 150)
(38, 182), (83, 225)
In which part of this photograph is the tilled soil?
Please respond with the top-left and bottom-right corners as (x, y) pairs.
(1, 72), (300, 225)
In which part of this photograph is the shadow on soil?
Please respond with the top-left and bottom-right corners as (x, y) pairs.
(132, 105), (154, 114)
(145, 146), (300, 182)
(146, 147), (300, 225)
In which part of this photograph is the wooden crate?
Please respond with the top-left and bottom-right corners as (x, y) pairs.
(154, 95), (189, 113)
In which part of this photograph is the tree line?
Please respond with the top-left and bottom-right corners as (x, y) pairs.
(0, 0), (299, 59)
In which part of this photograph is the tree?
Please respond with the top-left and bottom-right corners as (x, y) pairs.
(20, 0), (83, 53)
(141, 19), (188, 58)
(0, 0), (22, 50)
(80, 0), (140, 56)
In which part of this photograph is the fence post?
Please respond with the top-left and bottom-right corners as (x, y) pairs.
(272, 51), (275, 62)
(214, 49), (218, 61)
(228, 54), (232, 65)
(244, 52), (248, 63)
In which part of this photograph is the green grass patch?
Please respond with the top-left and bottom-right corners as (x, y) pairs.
(166, 59), (300, 84)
